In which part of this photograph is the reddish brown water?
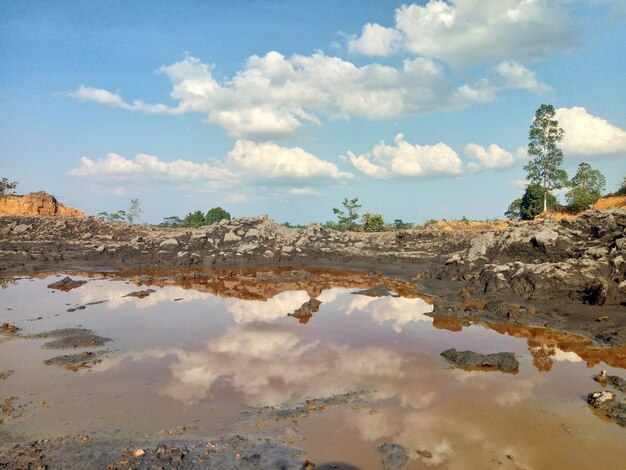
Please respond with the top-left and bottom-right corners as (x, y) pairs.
(1, 271), (625, 469)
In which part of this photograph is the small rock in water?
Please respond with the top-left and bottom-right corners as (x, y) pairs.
(441, 348), (519, 373)
(47, 276), (87, 291)
(123, 289), (156, 298)
(587, 391), (615, 407)
(378, 442), (410, 470)
(132, 448), (145, 457)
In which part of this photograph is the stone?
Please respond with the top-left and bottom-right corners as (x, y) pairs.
(159, 238), (179, 248)
(12, 224), (32, 235)
(47, 276), (87, 291)
(378, 442), (410, 470)
(441, 348), (519, 372)
(224, 231), (242, 242)
(587, 391), (614, 407)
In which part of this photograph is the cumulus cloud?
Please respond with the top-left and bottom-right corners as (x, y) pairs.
(288, 187), (321, 196)
(349, 0), (573, 67)
(348, 23), (402, 56)
(555, 106), (626, 155)
(69, 140), (352, 185)
(69, 51), (547, 140)
(466, 143), (514, 171)
(345, 133), (463, 179)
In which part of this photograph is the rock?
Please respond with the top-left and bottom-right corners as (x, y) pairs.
(441, 348), (519, 372)
(584, 278), (609, 306)
(43, 350), (109, 370)
(12, 224), (32, 235)
(351, 285), (394, 297)
(95, 245), (106, 253)
(0, 191), (84, 217)
(607, 375), (626, 393)
(417, 449), (432, 459)
(123, 289), (156, 298)
(159, 238), (179, 249)
(36, 328), (112, 349)
(587, 391), (615, 407)
(46, 276), (87, 291)
(224, 231), (241, 242)
(245, 228), (260, 238)
(378, 442), (410, 470)
(237, 243), (258, 253)
(131, 448), (145, 457)
(263, 250), (275, 259)
(288, 298), (321, 324)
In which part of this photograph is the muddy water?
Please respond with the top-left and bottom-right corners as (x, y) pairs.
(1, 270), (625, 469)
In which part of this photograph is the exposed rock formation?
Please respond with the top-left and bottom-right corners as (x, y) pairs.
(0, 192), (84, 217)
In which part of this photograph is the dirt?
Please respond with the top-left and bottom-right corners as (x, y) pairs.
(0, 191), (84, 217)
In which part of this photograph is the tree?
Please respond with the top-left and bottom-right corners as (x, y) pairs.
(362, 213), (385, 232)
(182, 210), (205, 228)
(97, 210), (126, 222)
(159, 216), (183, 228)
(520, 184), (557, 220)
(523, 104), (569, 212)
(0, 177), (18, 196)
(566, 162), (606, 213)
(205, 207), (231, 225)
(127, 198), (143, 224)
(393, 219), (413, 230)
(505, 198), (522, 220)
(332, 197), (361, 231)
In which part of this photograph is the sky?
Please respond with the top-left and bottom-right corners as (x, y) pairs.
(1, 0), (625, 225)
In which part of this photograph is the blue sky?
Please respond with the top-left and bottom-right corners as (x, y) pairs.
(1, 0), (625, 224)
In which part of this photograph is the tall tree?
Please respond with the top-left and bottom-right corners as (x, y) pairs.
(566, 162), (606, 212)
(205, 207), (231, 225)
(332, 197), (361, 231)
(523, 104), (568, 212)
(127, 198), (143, 223)
(0, 177), (18, 196)
(520, 184), (557, 220)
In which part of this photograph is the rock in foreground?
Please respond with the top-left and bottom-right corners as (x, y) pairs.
(441, 348), (519, 372)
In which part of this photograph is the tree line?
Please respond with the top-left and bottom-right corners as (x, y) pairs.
(506, 104), (624, 220)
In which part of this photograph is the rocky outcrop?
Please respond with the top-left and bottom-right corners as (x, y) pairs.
(441, 348), (519, 372)
(0, 192), (84, 217)
(430, 209), (626, 306)
(0, 215), (478, 274)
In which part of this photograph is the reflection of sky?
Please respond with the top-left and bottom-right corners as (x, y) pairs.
(76, 283), (434, 331)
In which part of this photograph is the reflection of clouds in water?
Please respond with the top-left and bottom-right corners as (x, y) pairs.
(224, 290), (310, 323)
(344, 295), (433, 332)
(553, 348), (582, 363)
(77, 284), (221, 310)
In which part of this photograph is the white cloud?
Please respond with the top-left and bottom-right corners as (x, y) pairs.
(348, 23), (402, 56)
(350, 1), (573, 67)
(345, 133), (463, 179)
(511, 179), (529, 189)
(466, 143), (514, 171)
(69, 51), (547, 140)
(69, 140), (352, 185)
(288, 187), (321, 196)
(555, 106), (626, 155)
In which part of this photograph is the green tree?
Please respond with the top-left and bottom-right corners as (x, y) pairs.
(205, 207), (231, 225)
(362, 213), (385, 232)
(182, 210), (206, 228)
(332, 197), (361, 231)
(127, 198), (143, 223)
(523, 104), (569, 212)
(97, 210), (126, 222)
(505, 198), (522, 220)
(158, 216), (183, 228)
(520, 184), (557, 220)
(609, 174), (626, 196)
(0, 177), (18, 196)
(566, 162), (606, 213)
(393, 219), (413, 230)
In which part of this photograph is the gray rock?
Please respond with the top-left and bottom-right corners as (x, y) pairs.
(47, 276), (87, 291)
(378, 442), (410, 470)
(12, 224), (32, 235)
(224, 231), (241, 242)
(441, 348), (519, 372)
(159, 238), (179, 249)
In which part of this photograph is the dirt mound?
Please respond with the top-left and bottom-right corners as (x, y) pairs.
(595, 195), (626, 211)
(433, 219), (510, 231)
(0, 192), (84, 217)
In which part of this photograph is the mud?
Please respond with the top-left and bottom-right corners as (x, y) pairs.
(0, 433), (304, 470)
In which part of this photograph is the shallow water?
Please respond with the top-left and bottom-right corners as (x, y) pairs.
(1, 270), (625, 469)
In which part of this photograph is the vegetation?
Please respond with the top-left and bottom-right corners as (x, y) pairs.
(362, 213), (385, 232)
(205, 207), (231, 225)
(520, 184), (557, 220)
(0, 177), (18, 196)
(565, 162), (606, 213)
(605, 174), (626, 197)
(158, 216), (183, 228)
(127, 198), (143, 224)
(505, 198), (522, 220)
(332, 197), (361, 231)
(523, 104), (568, 212)
(98, 199), (143, 223)
(281, 222), (307, 229)
(393, 219), (414, 230)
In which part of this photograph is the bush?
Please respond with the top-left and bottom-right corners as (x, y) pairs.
(520, 184), (557, 220)
(362, 213), (385, 232)
(205, 207), (231, 225)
